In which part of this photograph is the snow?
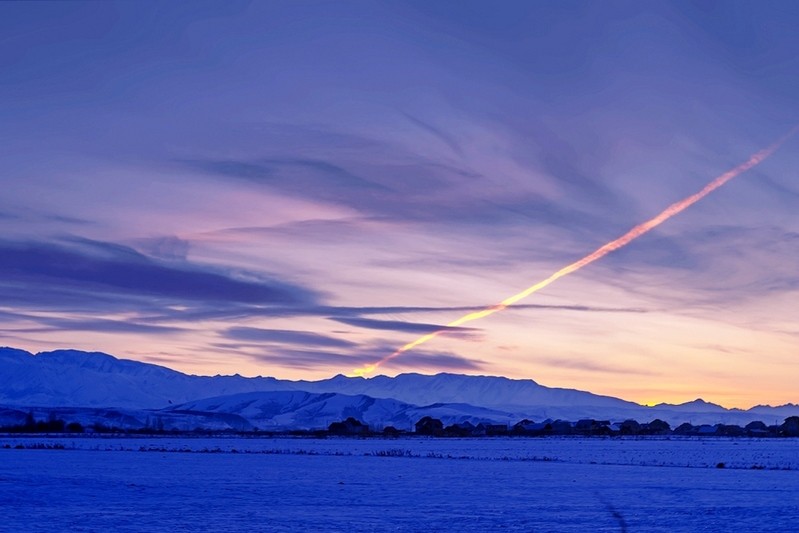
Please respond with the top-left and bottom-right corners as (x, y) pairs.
(168, 391), (521, 430)
(0, 347), (290, 409)
(3, 347), (798, 429)
(1, 436), (797, 531)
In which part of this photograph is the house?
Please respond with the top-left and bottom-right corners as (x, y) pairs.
(574, 419), (612, 436)
(715, 424), (744, 437)
(444, 421), (476, 437)
(780, 416), (799, 437)
(382, 426), (402, 437)
(696, 424), (717, 436)
(619, 419), (642, 435)
(328, 417), (369, 436)
(415, 416), (444, 436)
(512, 419), (549, 435)
(480, 423), (508, 436)
(744, 421), (769, 437)
(549, 420), (573, 435)
(642, 419), (671, 435)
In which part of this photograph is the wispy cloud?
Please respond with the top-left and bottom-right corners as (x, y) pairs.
(400, 112), (464, 157)
(181, 157), (388, 198)
(142, 302), (648, 325)
(2, 0), (797, 405)
(379, 350), (487, 372)
(9, 317), (185, 335)
(132, 236), (190, 261)
(329, 317), (479, 334)
(223, 327), (355, 348)
(0, 238), (319, 312)
(240, 345), (486, 372)
(597, 225), (799, 307)
(535, 356), (660, 376)
(242, 348), (367, 370)
(44, 214), (95, 225)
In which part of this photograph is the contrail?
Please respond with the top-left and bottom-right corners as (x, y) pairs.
(352, 127), (797, 377)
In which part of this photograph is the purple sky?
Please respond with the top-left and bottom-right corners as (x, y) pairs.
(2, 1), (798, 407)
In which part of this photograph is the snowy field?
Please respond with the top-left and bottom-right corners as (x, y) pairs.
(1, 436), (798, 532)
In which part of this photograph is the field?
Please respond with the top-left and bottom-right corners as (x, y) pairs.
(1, 436), (798, 532)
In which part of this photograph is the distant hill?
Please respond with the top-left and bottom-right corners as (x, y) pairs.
(0, 347), (289, 408)
(1, 347), (796, 430)
(168, 390), (518, 430)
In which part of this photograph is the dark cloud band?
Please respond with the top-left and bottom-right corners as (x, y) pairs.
(0, 238), (318, 310)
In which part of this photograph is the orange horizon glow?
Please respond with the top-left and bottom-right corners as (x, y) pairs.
(352, 127), (798, 377)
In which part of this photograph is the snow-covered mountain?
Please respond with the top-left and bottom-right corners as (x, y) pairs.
(300, 372), (641, 412)
(0, 347), (641, 411)
(0, 347), (290, 408)
(651, 399), (734, 414)
(1, 347), (797, 429)
(169, 391), (518, 430)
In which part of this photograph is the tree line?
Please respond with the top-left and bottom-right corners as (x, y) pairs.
(3, 413), (798, 437)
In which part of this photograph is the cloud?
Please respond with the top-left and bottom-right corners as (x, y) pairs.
(142, 301), (648, 325)
(379, 350), (487, 372)
(597, 225), (799, 307)
(329, 316), (479, 334)
(214, 334), (488, 373)
(0, 238), (319, 313)
(44, 214), (94, 225)
(753, 173), (799, 201)
(10, 317), (185, 335)
(243, 348), (367, 369)
(0, 209), (93, 225)
(347, 303), (648, 315)
(0, 309), (33, 322)
(176, 154), (507, 226)
(400, 112), (464, 156)
(355, 341), (488, 373)
(132, 236), (190, 261)
(517, 121), (634, 214)
(223, 327), (355, 348)
(173, 115), (641, 241)
(181, 157), (388, 198)
(241, 345), (487, 373)
(535, 356), (659, 376)
(196, 218), (374, 243)
(139, 354), (191, 365)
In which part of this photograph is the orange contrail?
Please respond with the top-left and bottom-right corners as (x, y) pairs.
(352, 127), (798, 377)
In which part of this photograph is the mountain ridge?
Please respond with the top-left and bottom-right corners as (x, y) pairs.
(1, 347), (797, 429)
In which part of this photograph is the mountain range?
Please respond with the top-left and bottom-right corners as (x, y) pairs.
(1, 347), (796, 431)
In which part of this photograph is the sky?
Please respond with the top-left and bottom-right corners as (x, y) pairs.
(2, 1), (798, 408)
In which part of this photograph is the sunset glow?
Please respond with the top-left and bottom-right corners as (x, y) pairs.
(3, 2), (799, 408)
(352, 127), (798, 376)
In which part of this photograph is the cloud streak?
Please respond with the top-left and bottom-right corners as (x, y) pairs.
(353, 128), (797, 375)
(242, 346), (486, 372)
(535, 356), (660, 376)
(223, 327), (355, 348)
(330, 317), (479, 334)
(0, 238), (318, 311)
(142, 302), (648, 325)
(11, 318), (185, 335)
